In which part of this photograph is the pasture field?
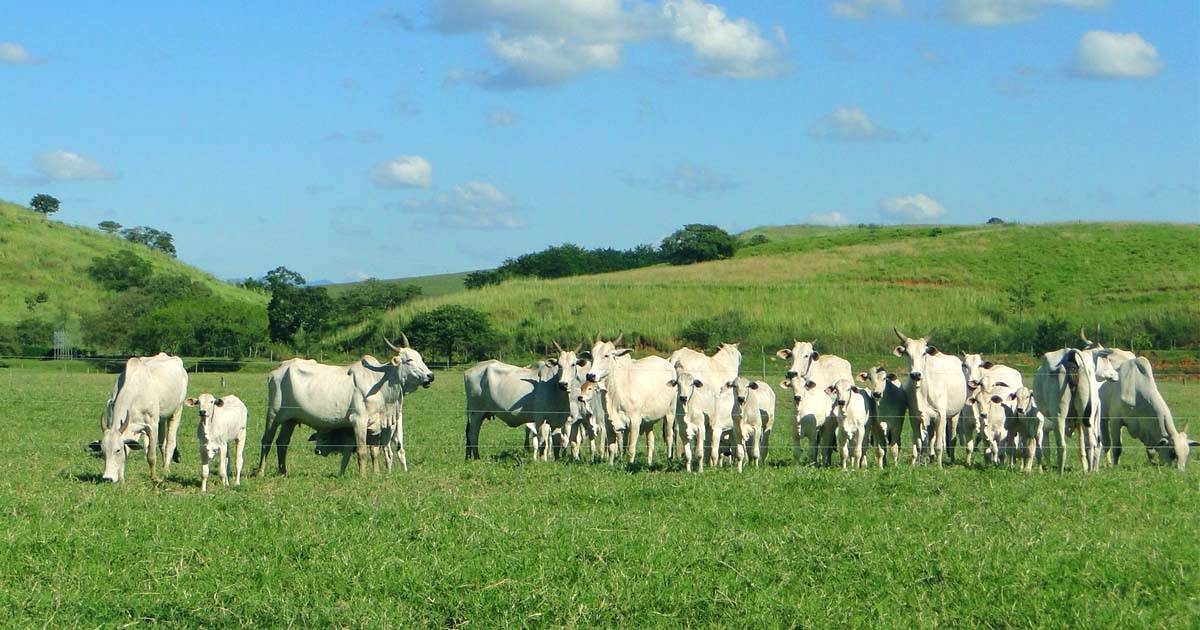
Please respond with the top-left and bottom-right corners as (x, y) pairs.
(1, 365), (1198, 626)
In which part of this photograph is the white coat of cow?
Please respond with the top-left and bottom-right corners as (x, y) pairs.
(669, 368), (728, 472)
(186, 394), (247, 492)
(729, 377), (776, 469)
(583, 335), (676, 466)
(892, 329), (967, 468)
(776, 341), (852, 465)
(463, 358), (568, 461)
(1033, 346), (1119, 473)
(1102, 356), (1197, 471)
(256, 336), (434, 477)
(1003, 386), (1045, 473)
(94, 353), (189, 483)
(855, 367), (907, 467)
(669, 344), (741, 461)
(827, 379), (873, 469)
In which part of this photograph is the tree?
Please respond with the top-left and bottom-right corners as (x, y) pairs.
(464, 269), (508, 290)
(268, 285), (331, 343)
(659, 224), (738, 265)
(405, 305), (500, 364)
(98, 220), (122, 234)
(121, 226), (177, 257)
(335, 280), (421, 322)
(87, 250), (153, 292)
(263, 266), (306, 292)
(30, 194), (60, 216)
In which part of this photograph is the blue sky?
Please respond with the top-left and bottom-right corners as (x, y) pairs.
(2, 1), (1197, 282)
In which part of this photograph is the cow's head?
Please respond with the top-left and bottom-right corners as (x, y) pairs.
(776, 340), (818, 381)
(308, 428), (354, 457)
(823, 379), (858, 413)
(1059, 348), (1119, 391)
(966, 386), (1014, 463)
(98, 410), (144, 483)
(1150, 421), (1199, 471)
(383, 334), (435, 390)
(892, 328), (941, 387)
(960, 353), (996, 389)
(552, 341), (588, 392)
(584, 334), (629, 385)
(185, 394), (225, 458)
(668, 369), (714, 422)
(856, 366), (897, 401)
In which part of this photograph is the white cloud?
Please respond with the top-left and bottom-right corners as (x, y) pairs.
(346, 271), (373, 282)
(372, 155), (433, 188)
(395, 180), (525, 230)
(623, 162), (736, 197)
(805, 211), (848, 225)
(880, 193), (946, 220)
(435, 0), (785, 87)
(36, 150), (114, 180)
(487, 109), (518, 126)
(1072, 31), (1161, 79)
(945, 0), (1109, 26)
(662, 0), (787, 78)
(808, 107), (899, 141)
(830, 0), (904, 19)
(0, 42), (33, 65)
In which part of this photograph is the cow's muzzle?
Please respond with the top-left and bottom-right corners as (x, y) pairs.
(785, 371), (798, 379)
(909, 372), (922, 382)
(558, 382), (569, 391)
(586, 373), (598, 383)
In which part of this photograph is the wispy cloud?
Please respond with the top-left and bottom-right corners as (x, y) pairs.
(624, 162), (736, 197)
(486, 109), (518, 127)
(944, 0), (1110, 26)
(36, 150), (115, 180)
(880, 193), (947, 220)
(830, 0), (905, 20)
(805, 211), (848, 225)
(0, 42), (34, 65)
(1070, 31), (1161, 79)
(372, 155), (433, 188)
(393, 181), (525, 230)
(808, 107), (901, 141)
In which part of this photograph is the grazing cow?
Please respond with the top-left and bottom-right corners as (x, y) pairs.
(776, 340), (852, 465)
(781, 378), (838, 465)
(1033, 346), (1119, 473)
(93, 353), (189, 483)
(856, 367), (907, 467)
(257, 336), (434, 477)
(463, 358), (568, 461)
(583, 335), (676, 466)
(827, 379), (873, 469)
(186, 394), (247, 492)
(892, 329), (967, 467)
(728, 377), (776, 469)
(1102, 356), (1197, 471)
(667, 344), (742, 459)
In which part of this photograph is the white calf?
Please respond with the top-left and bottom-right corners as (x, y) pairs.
(186, 394), (248, 492)
(827, 379), (872, 469)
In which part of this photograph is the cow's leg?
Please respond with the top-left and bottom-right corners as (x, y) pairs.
(644, 424), (655, 467)
(1109, 419), (1124, 467)
(234, 429), (246, 485)
(539, 421), (553, 462)
(162, 404), (184, 478)
(218, 443), (230, 487)
(792, 417), (804, 465)
(930, 413), (945, 469)
(256, 411), (282, 477)
(350, 416), (370, 477)
(144, 422), (160, 482)
(338, 449), (352, 475)
(838, 429), (849, 470)
(199, 445), (210, 493)
(625, 416), (640, 465)
(275, 420), (298, 476)
(465, 412), (485, 461)
(695, 421), (706, 473)
(394, 417), (408, 472)
(663, 412), (675, 461)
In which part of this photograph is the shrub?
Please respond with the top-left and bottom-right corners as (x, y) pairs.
(87, 250), (153, 292)
(404, 305), (501, 364)
(660, 224), (738, 265)
(679, 311), (750, 350)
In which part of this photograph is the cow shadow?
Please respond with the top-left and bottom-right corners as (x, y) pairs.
(68, 471), (109, 484)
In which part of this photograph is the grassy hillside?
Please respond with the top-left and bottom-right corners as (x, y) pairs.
(0, 199), (266, 326)
(323, 270), (471, 300)
(327, 222), (1200, 356)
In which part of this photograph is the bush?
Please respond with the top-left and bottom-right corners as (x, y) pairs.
(88, 250), (153, 292)
(268, 286), (332, 344)
(405, 305), (501, 364)
(660, 224), (738, 265)
(129, 299), (266, 359)
(334, 280), (420, 323)
(679, 311), (750, 350)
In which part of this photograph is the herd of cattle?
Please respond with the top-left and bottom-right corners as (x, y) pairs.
(90, 328), (1196, 488)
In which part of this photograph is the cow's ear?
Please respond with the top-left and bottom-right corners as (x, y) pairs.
(87, 440), (101, 453)
(667, 379), (678, 387)
(546, 358), (559, 366)
(214, 398), (225, 407)
(857, 372), (868, 381)
(994, 381), (1009, 389)
(391, 355), (402, 366)
(748, 381), (759, 390)
(981, 361), (994, 369)
(926, 345), (939, 355)
(692, 379), (703, 388)
(1008, 392), (1018, 400)
(990, 395), (1003, 404)
(810, 351), (820, 360)
(967, 398), (976, 405)
(776, 349), (792, 360)
(893, 346), (905, 357)
(824, 385), (836, 395)
(850, 385), (860, 393)
(615, 349), (633, 357)
(124, 439), (143, 451)
(805, 380), (817, 390)
(886, 373), (897, 380)
(579, 351), (592, 360)
(184, 398), (197, 407)
(779, 380), (792, 390)
(725, 381), (736, 389)
(575, 359), (588, 367)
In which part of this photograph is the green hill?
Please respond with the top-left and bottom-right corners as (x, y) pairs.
(327, 222), (1200, 356)
(0, 199), (266, 327)
(322, 270), (471, 300)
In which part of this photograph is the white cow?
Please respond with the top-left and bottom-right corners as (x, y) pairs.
(667, 344), (741, 459)
(728, 377), (776, 469)
(1033, 346), (1119, 473)
(463, 358), (568, 461)
(965, 380), (1017, 467)
(583, 335), (676, 466)
(669, 368), (726, 472)
(961, 353), (1024, 392)
(827, 379), (873, 469)
(856, 367), (907, 467)
(93, 353), (188, 483)
(186, 394), (247, 492)
(776, 341), (852, 465)
(1004, 387), (1046, 473)
(567, 380), (606, 462)
(1102, 356), (1197, 471)
(892, 329), (967, 468)
(256, 336), (434, 477)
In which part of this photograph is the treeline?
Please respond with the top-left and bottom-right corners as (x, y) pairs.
(464, 224), (741, 289)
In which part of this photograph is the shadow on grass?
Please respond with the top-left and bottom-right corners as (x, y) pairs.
(68, 471), (110, 484)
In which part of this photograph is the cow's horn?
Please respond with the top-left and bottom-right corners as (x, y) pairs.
(893, 327), (910, 343)
(399, 332), (410, 348)
(573, 342), (582, 353)
(553, 340), (564, 353)
(1079, 325), (1095, 347)
(613, 332), (624, 346)
(384, 337), (400, 352)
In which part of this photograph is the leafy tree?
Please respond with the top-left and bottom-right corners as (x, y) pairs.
(98, 220), (122, 234)
(335, 280), (420, 322)
(464, 269), (509, 290)
(659, 224), (738, 265)
(263, 266), (306, 292)
(405, 305), (500, 364)
(87, 250), (153, 292)
(237, 277), (268, 292)
(30, 194), (60, 216)
(130, 298), (266, 358)
(268, 285), (332, 343)
(121, 226), (177, 257)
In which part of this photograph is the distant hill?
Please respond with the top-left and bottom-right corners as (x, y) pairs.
(0, 199), (267, 327)
(323, 222), (1200, 356)
(322, 271), (473, 300)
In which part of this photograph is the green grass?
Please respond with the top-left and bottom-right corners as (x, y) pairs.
(0, 199), (266, 325)
(326, 222), (1200, 357)
(322, 271), (473, 300)
(1, 365), (1197, 626)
